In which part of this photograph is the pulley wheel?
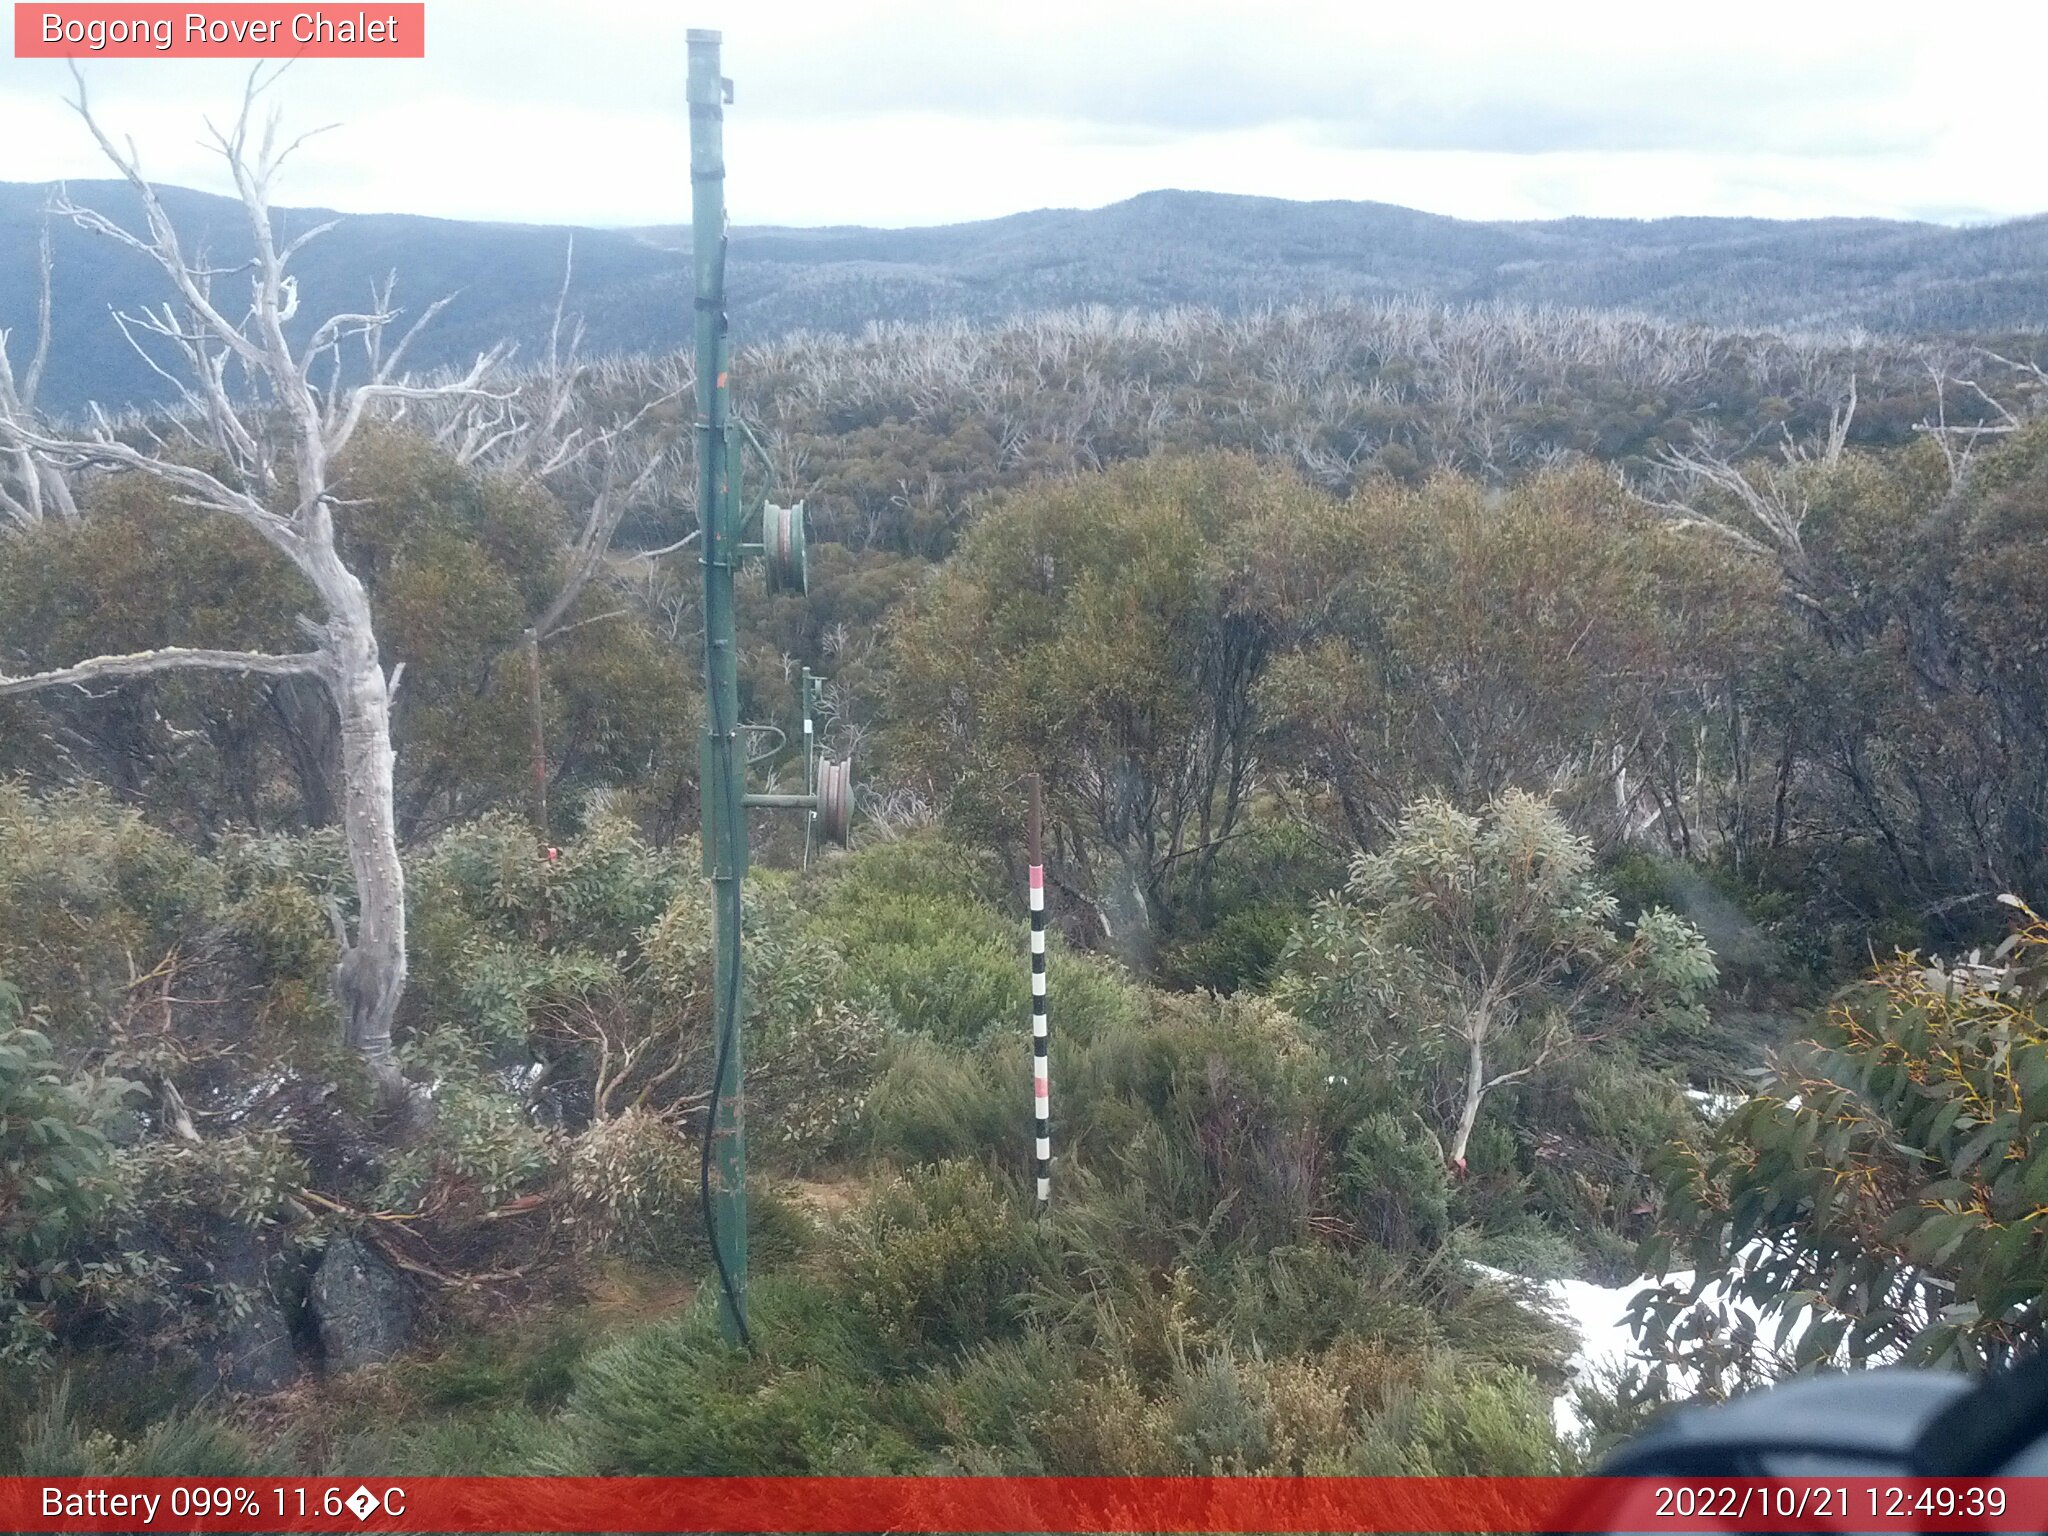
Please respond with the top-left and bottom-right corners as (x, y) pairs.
(763, 501), (808, 595)
(816, 756), (853, 848)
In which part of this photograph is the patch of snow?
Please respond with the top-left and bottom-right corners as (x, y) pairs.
(1683, 1087), (1744, 1122)
(1474, 1243), (1789, 1442)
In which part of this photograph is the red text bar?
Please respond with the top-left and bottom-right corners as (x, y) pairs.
(14, 5), (425, 57)
(5, 1476), (2047, 1533)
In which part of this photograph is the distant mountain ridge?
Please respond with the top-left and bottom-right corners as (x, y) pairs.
(3, 181), (2043, 414)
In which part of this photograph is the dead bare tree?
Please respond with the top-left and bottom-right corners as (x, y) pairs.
(0, 70), (504, 1116)
(1635, 380), (1860, 627)
(1911, 352), (2045, 491)
(0, 221), (79, 528)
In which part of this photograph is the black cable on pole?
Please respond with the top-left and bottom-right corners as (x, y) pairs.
(693, 197), (751, 1352)
(698, 578), (753, 1353)
(699, 879), (751, 1353)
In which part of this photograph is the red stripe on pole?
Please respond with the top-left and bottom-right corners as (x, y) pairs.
(1029, 864), (1044, 890)
(4, 1477), (2042, 1533)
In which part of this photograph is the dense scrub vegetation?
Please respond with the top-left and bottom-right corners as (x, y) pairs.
(5, 291), (2048, 1473)
(12, 183), (2048, 415)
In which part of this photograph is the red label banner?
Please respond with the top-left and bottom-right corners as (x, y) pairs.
(14, 4), (425, 57)
(2, 1476), (2045, 1533)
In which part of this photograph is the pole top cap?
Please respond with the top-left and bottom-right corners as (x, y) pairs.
(687, 28), (722, 43)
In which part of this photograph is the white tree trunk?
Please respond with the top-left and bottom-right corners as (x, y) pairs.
(1448, 1021), (1488, 1168)
(317, 557), (409, 1108)
(0, 76), (512, 1126)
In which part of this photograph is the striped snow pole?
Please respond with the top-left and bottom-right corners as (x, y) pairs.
(1028, 773), (1050, 1210)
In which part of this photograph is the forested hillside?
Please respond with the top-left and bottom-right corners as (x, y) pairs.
(4, 129), (2048, 1481)
(6, 178), (2048, 413)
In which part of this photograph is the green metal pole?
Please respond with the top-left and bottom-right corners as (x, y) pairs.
(689, 27), (749, 1347)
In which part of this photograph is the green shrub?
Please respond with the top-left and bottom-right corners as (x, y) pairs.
(1209, 1243), (1438, 1358)
(808, 831), (1009, 916)
(1063, 992), (1323, 1246)
(410, 1320), (592, 1411)
(563, 1107), (697, 1260)
(1157, 818), (1346, 995)
(922, 1333), (1080, 1471)
(753, 999), (883, 1167)
(6, 1380), (266, 1475)
(1437, 1273), (1577, 1381)
(862, 1034), (1018, 1166)
(562, 1277), (920, 1473)
(839, 1161), (1051, 1367)
(1028, 1364), (1176, 1474)
(1167, 1350), (1274, 1472)
(1354, 1355), (1563, 1475)
(1333, 1114), (1451, 1254)
(0, 787), (219, 1039)
(381, 1031), (557, 1209)
(333, 1406), (575, 1476)
(832, 891), (1023, 1044)
(808, 832), (1055, 1046)
(1463, 1225), (1580, 1283)
(1045, 950), (1144, 1047)
(1158, 903), (1301, 994)
(1, 992), (136, 1363)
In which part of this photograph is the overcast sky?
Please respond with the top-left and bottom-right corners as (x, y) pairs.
(3, 0), (2045, 230)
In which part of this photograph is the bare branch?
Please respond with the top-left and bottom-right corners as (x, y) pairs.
(0, 646), (326, 698)
(532, 442), (675, 640)
(23, 220), (52, 407)
(632, 529), (700, 562)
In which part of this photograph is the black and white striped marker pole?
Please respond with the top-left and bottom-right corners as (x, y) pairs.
(1028, 773), (1050, 1211)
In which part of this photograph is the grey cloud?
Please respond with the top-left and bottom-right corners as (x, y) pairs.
(739, 10), (1925, 158)
(10, 4), (1922, 160)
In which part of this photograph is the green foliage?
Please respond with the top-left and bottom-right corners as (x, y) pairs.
(753, 999), (883, 1167)
(1150, 815), (1347, 995)
(827, 887), (1023, 1045)
(332, 1405), (575, 1477)
(0, 988), (136, 1363)
(1463, 1226), (1582, 1283)
(409, 817), (874, 1159)
(333, 428), (684, 840)
(1635, 903), (2048, 1389)
(0, 786), (220, 1039)
(861, 1032), (1018, 1167)
(0, 429), (692, 843)
(112, 1130), (308, 1232)
(412, 813), (683, 1011)
(0, 475), (313, 833)
(1158, 903), (1299, 995)
(563, 1107), (695, 1260)
(6, 1380), (267, 1476)
(1281, 791), (1715, 1166)
(409, 1319), (592, 1412)
(1251, 466), (1776, 854)
(887, 453), (1312, 954)
(561, 1277), (923, 1474)
(1352, 1355), (1563, 1475)
(1493, 1049), (1696, 1277)
(1063, 990), (1327, 1250)
(31, 295), (2038, 1477)
(1333, 1114), (1452, 1254)
(382, 1030), (558, 1210)
(838, 1161), (1051, 1367)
